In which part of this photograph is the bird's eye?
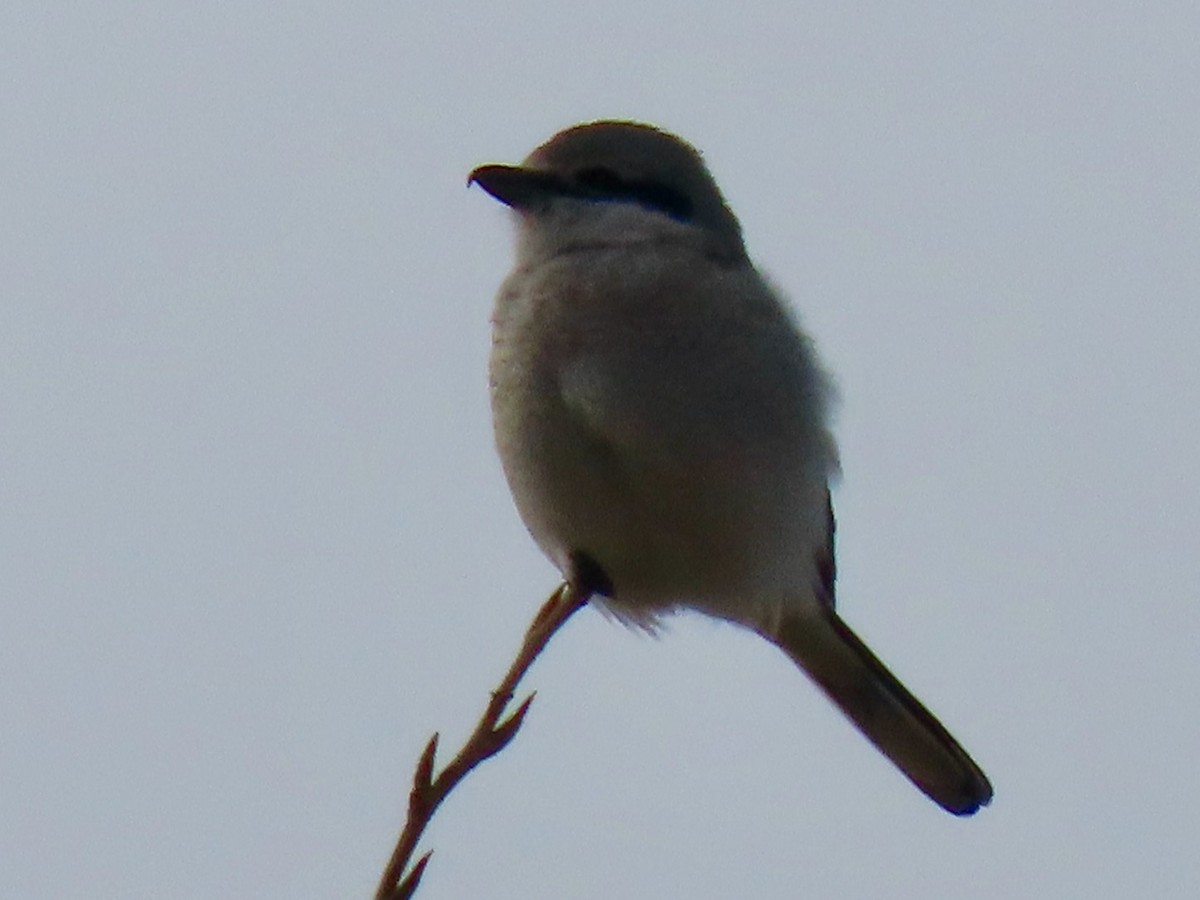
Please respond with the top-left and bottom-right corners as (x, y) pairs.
(575, 166), (625, 191)
(573, 166), (694, 223)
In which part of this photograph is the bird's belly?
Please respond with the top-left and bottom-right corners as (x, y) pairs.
(496, 396), (825, 624)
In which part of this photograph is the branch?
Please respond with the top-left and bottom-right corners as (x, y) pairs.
(375, 582), (590, 899)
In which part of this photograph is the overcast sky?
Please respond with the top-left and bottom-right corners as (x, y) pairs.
(3, 3), (1199, 898)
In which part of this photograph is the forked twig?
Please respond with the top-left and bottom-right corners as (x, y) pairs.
(375, 582), (590, 899)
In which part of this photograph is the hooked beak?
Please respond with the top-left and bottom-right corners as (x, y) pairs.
(468, 164), (568, 210)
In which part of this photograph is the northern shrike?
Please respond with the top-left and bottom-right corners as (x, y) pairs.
(469, 121), (992, 816)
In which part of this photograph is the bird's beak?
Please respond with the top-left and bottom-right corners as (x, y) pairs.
(468, 164), (567, 210)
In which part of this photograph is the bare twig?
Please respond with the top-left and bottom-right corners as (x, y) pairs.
(375, 582), (590, 900)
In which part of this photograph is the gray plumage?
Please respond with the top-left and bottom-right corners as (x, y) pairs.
(471, 121), (992, 816)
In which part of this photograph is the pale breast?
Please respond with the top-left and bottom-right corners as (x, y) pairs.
(489, 241), (838, 624)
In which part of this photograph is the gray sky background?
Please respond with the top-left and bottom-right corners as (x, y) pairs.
(4, 3), (1199, 898)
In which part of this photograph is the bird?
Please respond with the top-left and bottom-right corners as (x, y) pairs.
(469, 120), (992, 816)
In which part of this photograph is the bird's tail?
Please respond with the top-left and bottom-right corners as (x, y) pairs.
(773, 608), (993, 815)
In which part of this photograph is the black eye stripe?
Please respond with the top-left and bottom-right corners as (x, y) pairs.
(570, 168), (694, 222)
(575, 166), (624, 191)
(626, 181), (693, 221)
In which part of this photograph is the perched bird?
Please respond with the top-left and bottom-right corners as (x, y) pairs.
(470, 121), (992, 816)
